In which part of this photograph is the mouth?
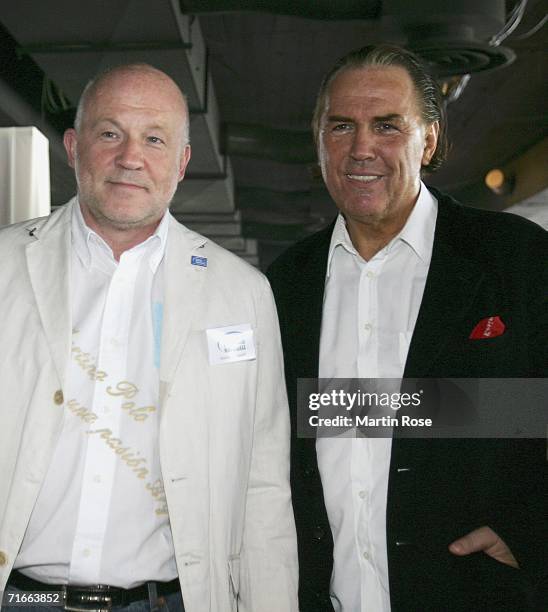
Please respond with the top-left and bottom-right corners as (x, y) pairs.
(346, 174), (383, 183)
(108, 181), (148, 191)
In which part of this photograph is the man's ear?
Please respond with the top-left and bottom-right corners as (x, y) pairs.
(63, 129), (78, 169)
(421, 121), (439, 166)
(178, 144), (192, 182)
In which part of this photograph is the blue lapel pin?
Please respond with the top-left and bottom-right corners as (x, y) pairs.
(191, 255), (208, 267)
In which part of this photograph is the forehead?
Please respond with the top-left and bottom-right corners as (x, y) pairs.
(83, 71), (186, 127)
(326, 65), (421, 118)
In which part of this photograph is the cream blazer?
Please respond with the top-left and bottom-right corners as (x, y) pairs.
(0, 200), (298, 612)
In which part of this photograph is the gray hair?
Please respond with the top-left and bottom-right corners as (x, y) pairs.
(312, 44), (448, 173)
(74, 63), (190, 146)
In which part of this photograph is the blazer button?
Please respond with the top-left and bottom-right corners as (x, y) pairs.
(312, 526), (326, 541)
(0, 550), (8, 565)
(53, 390), (64, 405)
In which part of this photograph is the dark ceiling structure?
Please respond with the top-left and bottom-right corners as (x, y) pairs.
(0, 0), (546, 267)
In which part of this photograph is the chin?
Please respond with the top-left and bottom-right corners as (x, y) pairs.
(95, 207), (145, 228)
(106, 201), (151, 220)
(346, 200), (388, 219)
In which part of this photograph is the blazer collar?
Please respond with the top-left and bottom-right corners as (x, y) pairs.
(159, 216), (208, 390)
(25, 201), (210, 397)
(287, 223), (333, 379)
(404, 189), (485, 377)
(25, 201), (74, 389)
(288, 189), (484, 380)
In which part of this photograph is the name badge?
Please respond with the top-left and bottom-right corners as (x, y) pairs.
(206, 324), (256, 365)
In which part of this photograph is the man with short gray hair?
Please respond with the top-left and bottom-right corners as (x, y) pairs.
(0, 63), (298, 612)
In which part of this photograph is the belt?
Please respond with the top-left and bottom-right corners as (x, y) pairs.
(8, 569), (180, 610)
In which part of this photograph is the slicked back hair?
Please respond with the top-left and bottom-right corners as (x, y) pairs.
(312, 44), (448, 173)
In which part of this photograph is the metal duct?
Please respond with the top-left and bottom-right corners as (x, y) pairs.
(223, 123), (316, 164)
(183, 0), (520, 77)
(180, 0), (381, 20)
(383, 0), (517, 76)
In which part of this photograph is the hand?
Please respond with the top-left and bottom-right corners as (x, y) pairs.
(449, 526), (519, 569)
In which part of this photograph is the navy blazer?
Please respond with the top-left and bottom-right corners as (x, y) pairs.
(267, 188), (547, 612)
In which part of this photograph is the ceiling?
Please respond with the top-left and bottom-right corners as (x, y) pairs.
(0, 0), (546, 268)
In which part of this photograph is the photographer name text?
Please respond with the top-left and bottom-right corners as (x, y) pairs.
(308, 414), (432, 428)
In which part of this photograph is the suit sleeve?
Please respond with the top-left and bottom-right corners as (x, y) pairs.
(489, 225), (548, 585)
(238, 279), (299, 611)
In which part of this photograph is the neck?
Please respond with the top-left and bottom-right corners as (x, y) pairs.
(346, 205), (414, 261)
(345, 195), (418, 261)
(80, 204), (161, 261)
(346, 218), (407, 261)
(346, 222), (396, 261)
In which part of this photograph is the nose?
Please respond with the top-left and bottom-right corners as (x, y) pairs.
(116, 138), (144, 170)
(350, 126), (376, 161)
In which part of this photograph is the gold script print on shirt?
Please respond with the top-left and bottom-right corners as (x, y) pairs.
(86, 427), (168, 515)
(66, 398), (99, 424)
(71, 342), (108, 382)
(106, 380), (157, 422)
(146, 479), (169, 515)
(86, 428), (149, 478)
(67, 336), (165, 514)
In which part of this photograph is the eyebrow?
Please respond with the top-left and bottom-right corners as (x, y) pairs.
(93, 118), (169, 133)
(92, 118), (121, 129)
(374, 113), (404, 123)
(326, 113), (404, 123)
(326, 114), (354, 123)
(146, 124), (169, 133)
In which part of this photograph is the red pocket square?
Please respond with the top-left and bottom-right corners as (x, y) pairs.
(469, 316), (505, 339)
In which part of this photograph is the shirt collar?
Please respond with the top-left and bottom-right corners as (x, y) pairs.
(396, 181), (437, 262)
(72, 200), (169, 273)
(326, 181), (438, 277)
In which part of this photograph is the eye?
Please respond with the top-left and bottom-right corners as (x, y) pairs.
(377, 122), (398, 133)
(147, 136), (165, 145)
(331, 123), (353, 133)
(101, 131), (119, 139)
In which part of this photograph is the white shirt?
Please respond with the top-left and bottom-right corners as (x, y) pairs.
(15, 200), (178, 587)
(318, 184), (438, 611)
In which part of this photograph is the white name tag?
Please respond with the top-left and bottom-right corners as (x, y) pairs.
(206, 324), (256, 365)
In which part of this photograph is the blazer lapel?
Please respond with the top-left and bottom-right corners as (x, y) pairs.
(286, 225), (333, 380)
(279, 225), (333, 477)
(293, 208), (484, 380)
(25, 204), (72, 388)
(404, 195), (485, 378)
(159, 218), (207, 392)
